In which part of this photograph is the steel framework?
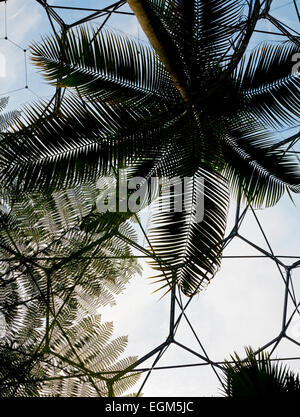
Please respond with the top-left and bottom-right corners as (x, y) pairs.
(0, 0), (300, 397)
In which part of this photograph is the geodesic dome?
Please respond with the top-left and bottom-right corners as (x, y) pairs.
(1, 0), (300, 397)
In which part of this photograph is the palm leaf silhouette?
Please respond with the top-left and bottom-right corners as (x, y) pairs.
(222, 347), (300, 397)
(0, 1), (300, 295)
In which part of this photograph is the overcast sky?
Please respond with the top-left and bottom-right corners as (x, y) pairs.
(1, 0), (300, 397)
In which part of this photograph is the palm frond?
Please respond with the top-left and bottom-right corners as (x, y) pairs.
(237, 42), (300, 128)
(0, 93), (183, 192)
(149, 165), (229, 296)
(222, 347), (300, 397)
(31, 26), (177, 103)
(222, 124), (300, 207)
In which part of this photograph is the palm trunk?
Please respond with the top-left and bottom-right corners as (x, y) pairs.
(127, 0), (191, 103)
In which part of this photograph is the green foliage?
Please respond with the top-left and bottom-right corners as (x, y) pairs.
(0, 345), (44, 397)
(222, 347), (300, 397)
(39, 313), (141, 397)
(0, 313), (141, 397)
(0, 97), (21, 133)
(0, 184), (142, 397)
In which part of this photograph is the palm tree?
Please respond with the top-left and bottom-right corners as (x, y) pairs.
(0, 0), (300, 295)
(222, 347), (300, 397)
